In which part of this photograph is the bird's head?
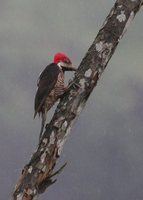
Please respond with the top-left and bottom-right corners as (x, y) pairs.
(53, 53), (76, 71)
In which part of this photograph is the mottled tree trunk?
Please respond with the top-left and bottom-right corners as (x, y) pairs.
(12, 0), (143, 199)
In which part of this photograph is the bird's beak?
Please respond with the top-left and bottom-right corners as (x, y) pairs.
(65, 65), (76, 71)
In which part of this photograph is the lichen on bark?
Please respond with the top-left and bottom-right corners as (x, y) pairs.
(13, 0), (143, 199)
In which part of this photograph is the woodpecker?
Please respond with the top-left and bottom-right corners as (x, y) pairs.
(34, 53), (76, 141)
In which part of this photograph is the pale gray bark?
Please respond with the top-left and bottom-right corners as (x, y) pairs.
(13, 0), (143, 199)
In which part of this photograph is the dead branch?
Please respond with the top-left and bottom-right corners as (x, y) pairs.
(12, 0), (143, 199)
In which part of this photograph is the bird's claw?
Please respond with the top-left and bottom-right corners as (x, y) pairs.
(72, 82), (81, 89)
(68, 80), (81, 89)
(68, 79), (73, 85)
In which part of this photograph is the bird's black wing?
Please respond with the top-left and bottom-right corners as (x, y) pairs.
(34, 63), (60, 118)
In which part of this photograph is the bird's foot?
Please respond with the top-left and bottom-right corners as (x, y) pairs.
(72, 81), (81, 89)
(68, 79), (81, 89)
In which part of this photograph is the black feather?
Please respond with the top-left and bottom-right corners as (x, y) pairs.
(34, 63), (60, 118)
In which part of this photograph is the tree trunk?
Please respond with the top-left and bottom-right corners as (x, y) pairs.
(12, 0), (143, 199)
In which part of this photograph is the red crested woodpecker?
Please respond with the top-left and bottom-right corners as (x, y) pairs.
(34, 53), (76, 141)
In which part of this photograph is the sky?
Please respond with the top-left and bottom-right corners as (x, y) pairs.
(0, 0), (143, 199)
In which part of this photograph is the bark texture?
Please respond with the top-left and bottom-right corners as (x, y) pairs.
(13, 0), (143, 199)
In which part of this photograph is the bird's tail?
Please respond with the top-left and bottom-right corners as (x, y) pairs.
(39, 113), (46, 142)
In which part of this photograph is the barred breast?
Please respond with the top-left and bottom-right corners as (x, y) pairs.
(44, 70), (65, 112)
(54, 70), (65, 96)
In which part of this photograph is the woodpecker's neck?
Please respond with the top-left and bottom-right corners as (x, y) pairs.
(57, 62), (63, 70)
(57, 62), (68, 73)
